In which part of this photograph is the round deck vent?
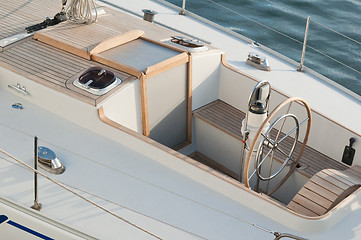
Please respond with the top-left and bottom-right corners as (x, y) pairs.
(38, 146), (65, 174)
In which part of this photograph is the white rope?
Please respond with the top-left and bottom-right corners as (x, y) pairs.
(0, 144), (282, 238)
(0, 121), (281, 237)
(0, 149), (163, 240)
(0, 155), (207, 240)
(66, 0), (97, 24)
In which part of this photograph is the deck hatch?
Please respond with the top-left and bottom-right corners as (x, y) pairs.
(73, 67), (122, 95)
(166, 36), (208, 52)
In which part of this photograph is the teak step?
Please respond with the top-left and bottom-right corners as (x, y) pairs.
(193, 100), (348, 178)
(287, 167), (361, 216)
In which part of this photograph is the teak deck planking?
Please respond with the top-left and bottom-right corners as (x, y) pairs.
(0, 0), (186, 106)
(192, 100), (361, 216)
(287, 167), (361, 216)
(193, 99), (348, 179)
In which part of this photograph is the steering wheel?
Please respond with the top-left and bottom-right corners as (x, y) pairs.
(243, 97), (312, 195)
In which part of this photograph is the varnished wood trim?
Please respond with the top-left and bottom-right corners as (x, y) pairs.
(90, 30), (144, 55)
(91, 53), (142, 78)
(244, 97), (312, 191)
(97, 105), (342, 220)
(173, 141), (191, 151)
(33, 32), (90, 60)
(195, 152), (238, 179)
(139, 73), (150, 136)
(145, 52), (188, 78)
(288, 168), (361, 216)
(0, 60), (97, 105)
(141, 37), (184, 53)
(187, 53), (193, 142)
(221, 53), (361, 138)
(98, 107), (147, 139)
(221, 54), (260, 83)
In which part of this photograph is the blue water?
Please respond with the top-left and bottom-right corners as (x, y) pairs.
(166, 0), (361, 96)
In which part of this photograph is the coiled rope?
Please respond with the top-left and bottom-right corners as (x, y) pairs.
(66, 0), (97, 24)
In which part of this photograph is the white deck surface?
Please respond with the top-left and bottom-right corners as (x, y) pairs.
(1, 73), (361, 239)
(0, 88), (288, 239)
(1, 1), (361, 239)
(106, 0), (361, 136)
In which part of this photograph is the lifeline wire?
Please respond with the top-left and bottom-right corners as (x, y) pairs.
(0, 149), (163, 240)
(206, 0), (361, 75)
(0, 120), (282, 238)
(206, 0), (303, 46)
(265, 0), (361, 46)
(0, 148), (280, 238)
(0, 155), (206, 240)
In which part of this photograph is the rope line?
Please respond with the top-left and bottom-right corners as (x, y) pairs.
(206, 0), (304, 46)
(0, 121), (280, 237)
(265, 0), (361, 46)
(205, 0), (361, 75)
(66, 0), (97, 24)
(0, 155), (207, 240)
(0, 149), (163, 240)
(306, 44), (361, 75)
(310, 19), (361, 46)
(264, 0), (306, 20)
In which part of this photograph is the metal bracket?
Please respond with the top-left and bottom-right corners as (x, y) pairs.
(8, 84), (29, 95)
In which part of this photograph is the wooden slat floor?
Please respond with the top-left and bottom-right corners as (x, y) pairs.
(193, 99), (348, 179)
(190, 152), (238, 179)
(0, 0), (184, 105)
(0, 38), (135, 105)
(31, 4), (181, 58)
(0, 0), (57, 39)
(287, 166), (361, 216)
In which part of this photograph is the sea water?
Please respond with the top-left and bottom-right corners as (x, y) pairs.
(166, 0), (361, 96)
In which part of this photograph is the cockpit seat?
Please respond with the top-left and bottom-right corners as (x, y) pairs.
(287, 166), (361, 217)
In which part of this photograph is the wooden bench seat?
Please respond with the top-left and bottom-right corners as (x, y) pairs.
(193, 99), (348, 178)
(287, 166), (361, 216)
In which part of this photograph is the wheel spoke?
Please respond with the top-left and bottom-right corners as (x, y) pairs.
(277, 117), (309, 144)
(274, 102), (292, 143)
(275, 142), (299, 165)
(275, 145), (292, 159)
(243, 97), (311, 195)
(250, 147), (273, 180)
(257, 148), (273, 168)
(261, 133), (275, 148)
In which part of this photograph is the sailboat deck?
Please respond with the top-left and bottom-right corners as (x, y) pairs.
(287, 166), (361, 217)
(0, 0), (190, 106)
(0, 0), (55, 40)
(0, 38), (137, 105)
(193, 100), (348, 178)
